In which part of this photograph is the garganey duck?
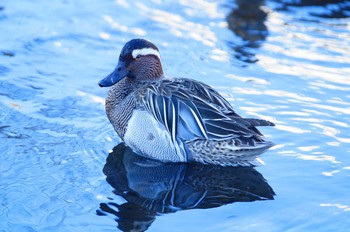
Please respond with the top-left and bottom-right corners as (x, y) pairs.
(99, 38), (274, 166)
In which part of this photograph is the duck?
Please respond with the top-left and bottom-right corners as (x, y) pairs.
(99, 38), (274, 166)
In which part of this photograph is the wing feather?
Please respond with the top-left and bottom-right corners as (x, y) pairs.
(136, 78), (274, 142)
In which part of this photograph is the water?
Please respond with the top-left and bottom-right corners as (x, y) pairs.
(0, 0), (349, 231)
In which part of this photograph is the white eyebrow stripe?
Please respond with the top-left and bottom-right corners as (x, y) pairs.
(132, 48), (160, 59)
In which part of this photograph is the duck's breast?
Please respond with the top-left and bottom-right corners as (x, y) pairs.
(123, 110), (187, 162)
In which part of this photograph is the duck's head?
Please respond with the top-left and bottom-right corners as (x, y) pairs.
(99, 39), (164, 87)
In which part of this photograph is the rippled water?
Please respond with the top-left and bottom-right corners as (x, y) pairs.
(1, 0), (350, 231)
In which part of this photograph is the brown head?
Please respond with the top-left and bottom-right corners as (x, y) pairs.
(99, 39), (164, 87)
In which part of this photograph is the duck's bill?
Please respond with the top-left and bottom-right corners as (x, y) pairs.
(99, 61), (127, 87)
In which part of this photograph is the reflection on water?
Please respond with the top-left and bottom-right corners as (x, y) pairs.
(225, 0), (350, 64)
(274, 0), (350, 18)
(226, 0), (268, 63)
(97, 143), (275, 232)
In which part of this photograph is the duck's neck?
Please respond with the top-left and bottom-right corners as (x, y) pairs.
(107, 78), (134, 106)
(107, 73), (166, 105)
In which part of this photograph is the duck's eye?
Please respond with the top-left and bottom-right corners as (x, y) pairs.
(136, 54), (142, 59)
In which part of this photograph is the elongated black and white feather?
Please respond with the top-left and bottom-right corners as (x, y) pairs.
(136, 78), (274, 145)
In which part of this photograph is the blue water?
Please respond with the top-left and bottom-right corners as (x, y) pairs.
(1, 0), (350, 231)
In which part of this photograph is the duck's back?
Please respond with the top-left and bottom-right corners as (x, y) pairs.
(135, 78), (273, 141)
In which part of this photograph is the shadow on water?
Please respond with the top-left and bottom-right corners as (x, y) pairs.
(226, 0), (268, 63)
(97, 143), (275, 232)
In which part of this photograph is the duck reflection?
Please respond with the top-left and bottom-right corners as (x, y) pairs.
(226, 0), (268, 63)
(97, 143), (275, 232)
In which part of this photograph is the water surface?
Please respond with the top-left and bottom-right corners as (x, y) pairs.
(1, 0), (350, 231)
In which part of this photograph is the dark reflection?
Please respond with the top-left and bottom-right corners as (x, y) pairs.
(97, 143), (275, 232)
(226, 0), (268, 63)
(1, 51), (15, 57)
(273, 0), (350, 18)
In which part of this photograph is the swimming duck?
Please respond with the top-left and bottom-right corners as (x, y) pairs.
(99, 38), (274, 166)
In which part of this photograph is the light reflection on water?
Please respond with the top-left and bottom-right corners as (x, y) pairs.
(1, 0), (350, 231)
